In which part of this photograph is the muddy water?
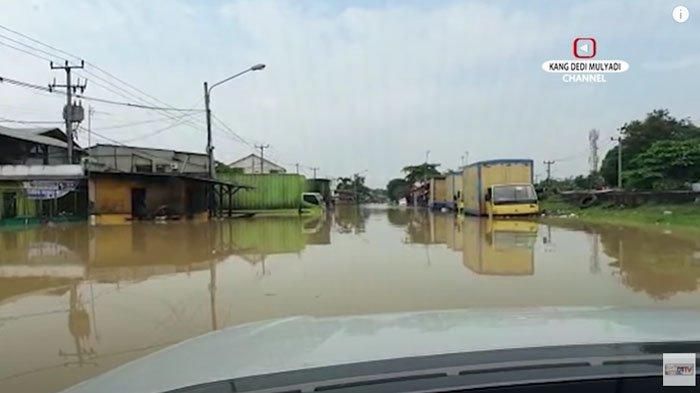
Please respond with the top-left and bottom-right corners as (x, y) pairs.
(1, 205), (700, 393)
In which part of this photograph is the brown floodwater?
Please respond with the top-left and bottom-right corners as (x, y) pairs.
(1, 205), (700, 393)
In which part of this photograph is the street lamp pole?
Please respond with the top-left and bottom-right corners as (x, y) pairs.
(204, 63), (265, 179)
(204, 82), (214, 178)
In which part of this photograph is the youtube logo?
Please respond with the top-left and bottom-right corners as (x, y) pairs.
(573, 37), (596, 59)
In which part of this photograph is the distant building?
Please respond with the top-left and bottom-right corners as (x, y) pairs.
(86, 144), (209, 175)
(0, 126), (86, 225)
(0, 126), (79, 165)
(84, 144), (215, 224)
(227, 154), (286, 174)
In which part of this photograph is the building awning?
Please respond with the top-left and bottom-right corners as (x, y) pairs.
(89, 171), (253, 190)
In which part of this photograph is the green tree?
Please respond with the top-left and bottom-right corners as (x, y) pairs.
(335, 175), (371, 202)
(623, 139), (700, 190)
(401, 163), (441, 183)
(600, 109), (700, 188)
(386, 178), (410, 202)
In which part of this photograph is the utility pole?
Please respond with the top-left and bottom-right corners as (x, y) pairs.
(311, 167), (319, 179)
(464, 150), (469, 166)
(425, 150), (430, 163)
(611, 135), (623, 189)
(203, 82), (215, 178)
(295, 163), (300, 174)
(255, 144), (270, 173)
(543, 160), (555, 183)
(50, 60), (85, 164)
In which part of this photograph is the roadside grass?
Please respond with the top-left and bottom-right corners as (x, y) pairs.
(539, 196), (700, 230)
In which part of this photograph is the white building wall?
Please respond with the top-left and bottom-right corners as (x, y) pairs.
(228, 155), (286, 174)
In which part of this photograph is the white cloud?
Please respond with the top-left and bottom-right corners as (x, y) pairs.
(1, 0), (699, 187)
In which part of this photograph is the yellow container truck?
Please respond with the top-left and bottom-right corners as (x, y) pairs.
(462, 159), (539, 217)
(428, 176), (448, 210)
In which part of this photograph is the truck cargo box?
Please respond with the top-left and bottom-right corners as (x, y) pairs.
(462, 159), (534, 216)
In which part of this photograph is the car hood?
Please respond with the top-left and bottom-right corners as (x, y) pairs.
(61, 307), (700, 393)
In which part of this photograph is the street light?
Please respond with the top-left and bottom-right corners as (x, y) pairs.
(204, 63), (266, 178)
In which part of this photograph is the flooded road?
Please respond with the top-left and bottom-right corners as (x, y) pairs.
(2, 205), (700, 393)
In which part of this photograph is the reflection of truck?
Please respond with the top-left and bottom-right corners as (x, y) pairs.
(462, 219), (538, 275)
(462, 159), (539, 217)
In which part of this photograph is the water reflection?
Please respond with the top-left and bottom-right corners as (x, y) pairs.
(334, 206), (369, 234)
(2, 206), (700, 393)
(550, 221), (700, 300)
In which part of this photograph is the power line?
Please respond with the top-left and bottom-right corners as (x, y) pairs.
(210, 113), (255, 147)
(0, 25), (211, 156)
(95, 112), (195, 131)
(551, 150), (588, 162)
(0, 23), (171, 110)
(0, 31), (63, 61)
(0, 24), (267, 170)
(0, 23), (206, 132)
(0, 75), (202, 111)
(0, 75), (51, 91)
(0, 39), (53, 62)
(115, 112), (200, 143)
(0, 117), (63, 124)
(74, 93), (203, 111)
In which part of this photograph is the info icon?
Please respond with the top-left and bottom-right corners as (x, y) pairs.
(573, 37), (596, 59)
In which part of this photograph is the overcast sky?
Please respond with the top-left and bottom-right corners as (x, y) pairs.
(1, 0), (698, 187)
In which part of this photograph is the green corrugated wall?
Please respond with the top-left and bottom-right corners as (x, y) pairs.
(218, 173), (307, 210)
(305, 179), (331, 202)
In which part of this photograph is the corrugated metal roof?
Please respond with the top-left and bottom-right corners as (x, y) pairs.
(88, 143), (207, 157)
(0, 125), (68, 149)
(465, 159), (534, 167)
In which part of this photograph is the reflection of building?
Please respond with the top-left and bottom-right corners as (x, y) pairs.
(388, 208), (450, 245)
(0, 216), (335, 373)
(334, 205), (369, 234)
(0, 217), (333, 298)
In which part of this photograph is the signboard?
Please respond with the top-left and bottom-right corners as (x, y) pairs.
(22, 180), (79, 200)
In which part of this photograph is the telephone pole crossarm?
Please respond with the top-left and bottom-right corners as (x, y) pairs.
(49, 60), (86, 164)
